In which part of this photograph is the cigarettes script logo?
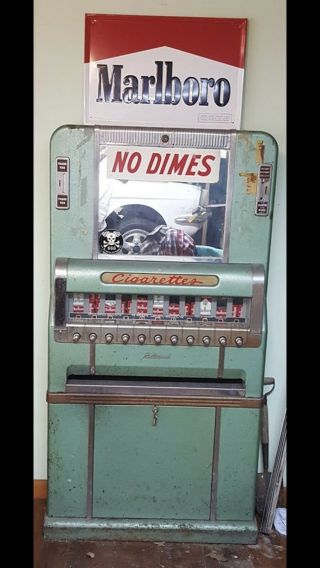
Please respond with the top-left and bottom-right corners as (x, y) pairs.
(100, 272), (219, 286)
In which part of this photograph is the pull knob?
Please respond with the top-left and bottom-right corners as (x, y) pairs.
(138, 334), (146, 344)
(154, 334), (162, 344)
(186, 335), (194, 345)
(89, 333), (97, 343)
(235, 336), (244, 347)
(170, 335), (178, 345)
(105, 333), (113, 344)
(121, 333), (130, 344)
(72, 332), (81, 343)
(219, 336), (227, 346)
(202, 336), (211, 346)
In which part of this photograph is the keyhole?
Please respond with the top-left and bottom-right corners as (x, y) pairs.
(152, 406), (159, 427)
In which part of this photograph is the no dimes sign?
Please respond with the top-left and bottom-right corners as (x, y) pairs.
(106, 146), (221, 183)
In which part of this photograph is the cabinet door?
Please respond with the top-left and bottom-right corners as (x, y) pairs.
(47, 404), (89, 517)
(216, 408), (260, 520)
(93, 405), (215, 520)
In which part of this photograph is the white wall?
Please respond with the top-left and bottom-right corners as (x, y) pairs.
(34, 0), (286, 481)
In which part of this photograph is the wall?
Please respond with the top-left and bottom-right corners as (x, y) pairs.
(34, 0), (286, 480)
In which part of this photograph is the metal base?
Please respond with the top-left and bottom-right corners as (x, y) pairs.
(44, 515), (258, 544)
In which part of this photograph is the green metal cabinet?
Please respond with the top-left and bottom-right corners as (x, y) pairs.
(45, 126), (278, 543)
(93, 405), (215, 519)
(45, 400), (261, 541)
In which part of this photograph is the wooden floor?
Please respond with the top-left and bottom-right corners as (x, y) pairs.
(34, 499), (286, 568)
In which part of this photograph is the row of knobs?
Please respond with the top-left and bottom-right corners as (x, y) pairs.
(72, 332), (244, 347)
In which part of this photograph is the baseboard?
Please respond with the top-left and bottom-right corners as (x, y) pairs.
(34, 480), (47, 499)
(278, 486), (287, 508)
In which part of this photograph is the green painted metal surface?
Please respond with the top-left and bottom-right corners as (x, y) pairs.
(216, 408), (260, 520)
(229, 132), (278, 267)
(49, 329), (250, 392)
(48, 326), (90, 392)
(93, 405), (215, 519)
(50, 128), (277, 271)
(49, 333), (264, 394)
(43, 516), (258, 543)
(50, 126), (95, 279)
(223, 344), (266, 398)
(66, 258), (255, 297)
(47, 404), (88, 517)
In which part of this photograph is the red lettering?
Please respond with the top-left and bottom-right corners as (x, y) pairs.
(127, 152), (141, 173)
(109, 273), (205, 285)
(185, 154), (201, 176)
(111, 273), (125, 283)
(111, 151), (141, 173)
(159, 153), (171, 174)
(112, 151), (129, 173)
(167, 154), (188, 175)
(190, 278), (203, 285)
(146, 153), (161, 174)
(198, 155), (216, 177)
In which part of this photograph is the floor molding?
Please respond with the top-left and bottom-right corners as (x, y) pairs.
(279, 486), (287, 507)
(34, 480), (47, 499)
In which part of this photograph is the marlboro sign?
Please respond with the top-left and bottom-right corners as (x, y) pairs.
(84, 14), (247, 129)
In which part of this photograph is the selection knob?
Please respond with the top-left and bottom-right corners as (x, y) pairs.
(138, 334), (146, 344)
(186, 335), (195, 345)
(202, 336), (211, 346)
(121, 333), (130, 344)
(72, 332), (81, 343)
(219, 336), (227, 346)
(105, 333), (113, 344)
(89, 333), (97, 343)
(170, 335), (179, 345)
(235, 336), (244, 347)
(154, 334), (162, 344)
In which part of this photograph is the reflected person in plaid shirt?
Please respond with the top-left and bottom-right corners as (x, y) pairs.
(139, 225), (195, 256)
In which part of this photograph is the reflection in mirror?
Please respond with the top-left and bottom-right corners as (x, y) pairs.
(98, 147), (228, 260)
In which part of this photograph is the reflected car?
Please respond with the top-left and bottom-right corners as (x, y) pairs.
(98, 178), (208, 254)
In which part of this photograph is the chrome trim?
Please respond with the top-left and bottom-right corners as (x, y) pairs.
(250, 265), (265, 335)
(222, 132), (237, 262)
(54, 258), (68, 328)
(97, 254), (225, 264)
(86, 404), (95, 519)
(97, 127), (232, 149)
(56, 322), (254, 347)
(210, 407), (221, 520)
(92, 129), (100, 259)
(89, 343), (96, 375)
(48, 392), (262, 408)
(54, 257), (68, 279)
(65, 378), (246, 398)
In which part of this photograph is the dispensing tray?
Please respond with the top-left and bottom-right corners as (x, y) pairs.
(66, 376), (245, 398)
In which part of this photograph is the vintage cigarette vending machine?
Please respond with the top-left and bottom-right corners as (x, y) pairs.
(44, 126), (277, 543)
